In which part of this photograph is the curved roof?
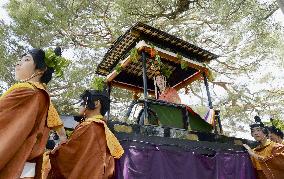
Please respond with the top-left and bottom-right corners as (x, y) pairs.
(96, 22), (218, 76)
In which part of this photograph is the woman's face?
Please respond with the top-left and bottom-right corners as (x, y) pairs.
(269, 132), (281, 143)
(78, 100), (87, 116)
(15, 54), (37, 81)
(78, 99), (100, 117)
(155, 75), (165, 90)
(251, 127), (266, 142)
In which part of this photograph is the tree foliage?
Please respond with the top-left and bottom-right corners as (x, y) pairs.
(0, 0), (284, 137)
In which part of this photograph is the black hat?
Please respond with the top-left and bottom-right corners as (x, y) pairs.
(80, 88), (110, 116)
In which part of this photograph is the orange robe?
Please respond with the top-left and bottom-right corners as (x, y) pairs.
(0, 83), (50, 178)
(48, 115), (124, 179)
(251, 140), (284, 179)
(0, 82), (63, 178)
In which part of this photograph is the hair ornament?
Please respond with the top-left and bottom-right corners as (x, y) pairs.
(44, 47), (70, 77)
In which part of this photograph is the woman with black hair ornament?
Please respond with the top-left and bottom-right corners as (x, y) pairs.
(243, 116), (284, 179)
(268, 118), (284, 144)
(0, 47), (69, 179)
(47, 80), (124, 179)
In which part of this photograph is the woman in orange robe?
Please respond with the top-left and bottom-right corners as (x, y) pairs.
(48, 89), (124, 179)
(0, 48), (66, 179)
(243, 116), (284, 179)
(268, 125), (284, 144)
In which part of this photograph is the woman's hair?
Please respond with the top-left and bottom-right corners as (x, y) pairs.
(153, 74), (167, 99)
(80, 89), (110, 116)
(250, 116), (269, 136)
(268, 126), (284, 139)
(27, 47), (61, 84)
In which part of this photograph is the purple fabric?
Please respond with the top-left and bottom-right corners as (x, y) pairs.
(115, 145), (256, 179)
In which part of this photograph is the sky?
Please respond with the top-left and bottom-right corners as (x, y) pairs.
(0, 0), (10, 22)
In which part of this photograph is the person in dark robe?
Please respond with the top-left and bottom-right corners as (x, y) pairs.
(0, 48), (67, 178)
(243, 116), (284, 179)
(48, 88), (124, 179)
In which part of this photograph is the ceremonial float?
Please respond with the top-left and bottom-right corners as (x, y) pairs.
(69, 22), (257, 178)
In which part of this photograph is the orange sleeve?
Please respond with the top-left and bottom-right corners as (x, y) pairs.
(261, 144), (284, 178)
(0, 88), (43, 169)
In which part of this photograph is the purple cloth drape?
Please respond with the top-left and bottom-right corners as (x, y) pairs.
(115, 144), (256, 179)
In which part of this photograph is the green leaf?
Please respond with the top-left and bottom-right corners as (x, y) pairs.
(91, 77), (106, 91)
(115, 63), (123, 74)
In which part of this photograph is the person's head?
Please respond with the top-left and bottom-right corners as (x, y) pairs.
(154, 74), (167, 92)
(78, 89), (110, 119)
(15, 47), (61, 84)
(268, 126), (283, 143)
(250, 116), (269, 142)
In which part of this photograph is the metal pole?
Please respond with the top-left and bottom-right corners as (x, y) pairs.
(203, 72), (213, 109)
(142, 51), (148, 123)
(215, 110), (223, 134)
(203, 72), (217, 133)
(107, 83), (111, 121)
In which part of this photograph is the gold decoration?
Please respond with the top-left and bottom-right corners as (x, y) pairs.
(186, 133), (199, 141)
(114, 124), (133, 133)
(234, 140), (243, 146)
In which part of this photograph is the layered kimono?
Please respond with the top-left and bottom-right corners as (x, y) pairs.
(158, 87), (215, 126)
(0, 82), (63, 178)
(158, 87), (181, 104)
(48, 115), (124, 179)
(251, 140), (284, 179)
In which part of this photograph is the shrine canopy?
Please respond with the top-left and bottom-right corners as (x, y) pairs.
(96, 22), (218, 94)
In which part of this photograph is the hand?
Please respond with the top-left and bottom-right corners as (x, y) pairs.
(243, 144), (253, 155)
(243, 144), (264, 160)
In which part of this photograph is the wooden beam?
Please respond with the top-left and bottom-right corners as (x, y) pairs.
(110, 81), (155, 95)
(173, 71), (203, 90)
(138, 46), (208, 71)
(106, 56), (133, 82)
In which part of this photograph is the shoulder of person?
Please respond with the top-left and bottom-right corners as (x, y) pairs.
(168, 87), (178, 93)
(0, 82), (35, 99)
(272, 141), (284, 149)
(9, 82), (35, 91)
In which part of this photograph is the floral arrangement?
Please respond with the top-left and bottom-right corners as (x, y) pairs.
(149, 47), (172, 78)
(44, 48), (70, 77)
